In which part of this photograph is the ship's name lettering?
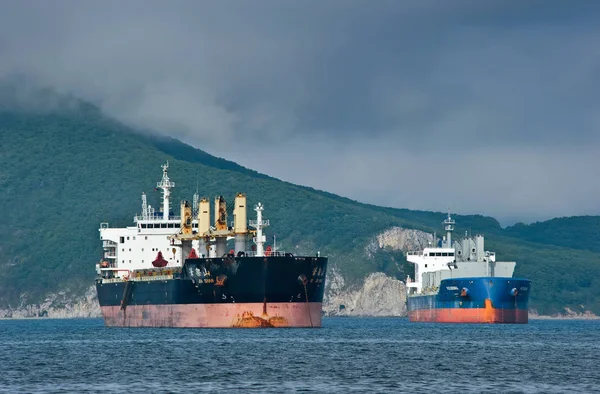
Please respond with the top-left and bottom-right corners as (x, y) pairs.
(519, 287), (528, 291)
(446, 286), (459, 291)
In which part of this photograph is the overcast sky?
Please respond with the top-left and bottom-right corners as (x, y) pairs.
(1, 0), (599, 225)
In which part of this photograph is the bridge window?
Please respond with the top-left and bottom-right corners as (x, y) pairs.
(141, 224), (147, 228)
(435, 252), (442, 256)
(449, 252), (455, 256)
(442, 252), (448, 256)
(120, 237), (124, 244)
(429, 253), (435, 257)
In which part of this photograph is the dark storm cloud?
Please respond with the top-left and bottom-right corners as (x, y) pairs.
(1, 0), (599, 223)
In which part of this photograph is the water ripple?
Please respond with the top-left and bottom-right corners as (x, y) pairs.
(0, 318), (598, 393)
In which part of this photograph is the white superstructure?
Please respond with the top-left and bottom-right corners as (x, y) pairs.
(97, 163), (277, 279)
(406, 212), (516, 295)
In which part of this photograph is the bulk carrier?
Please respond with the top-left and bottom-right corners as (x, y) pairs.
(406, 213), (530, 323)
(95, 163), (327, 328)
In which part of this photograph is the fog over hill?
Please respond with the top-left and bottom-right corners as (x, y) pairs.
(1, 1), (600, 224)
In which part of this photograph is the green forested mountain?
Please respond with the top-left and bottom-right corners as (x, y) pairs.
(504, 217), (600, 254)
(1, 93), (600, 315)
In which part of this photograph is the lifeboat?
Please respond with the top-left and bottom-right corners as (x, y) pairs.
(152, 251), (168, 267)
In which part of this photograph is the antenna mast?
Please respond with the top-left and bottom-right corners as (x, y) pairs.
(192, 182), (199, 217)
(156, 162), (175, 220)
(249, 203), (269, 257)
(443, 209), (455, 248)
(141, 192), (148, 220)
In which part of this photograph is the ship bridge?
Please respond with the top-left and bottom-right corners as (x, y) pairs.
(406, 212), (516, 295)
(406, 247), (456, 294)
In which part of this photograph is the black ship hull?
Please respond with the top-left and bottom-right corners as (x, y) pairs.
(96, 255), (327, 328)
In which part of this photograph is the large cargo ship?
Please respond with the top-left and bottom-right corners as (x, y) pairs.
(95, 163), (327, 328)
(406, 213), (530, 323)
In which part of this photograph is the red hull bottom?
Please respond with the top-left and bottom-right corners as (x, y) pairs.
(408, 306), (528, 324)
(101, 302), (323, 328)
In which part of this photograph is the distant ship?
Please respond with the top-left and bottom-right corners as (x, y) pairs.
(406, 213), (530, 323)
(95, 163), (327, 328)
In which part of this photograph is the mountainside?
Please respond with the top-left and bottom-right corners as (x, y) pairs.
(504, 217), (600, 254)
(1, 91), (600, 316)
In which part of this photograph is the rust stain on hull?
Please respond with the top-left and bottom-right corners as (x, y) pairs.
(101, 302), (323, 328)
(408, 307), (529, 324)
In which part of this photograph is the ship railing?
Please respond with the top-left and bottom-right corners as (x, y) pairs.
(100, 274), (174, 283)
(134, 274), (174, 281)
(100, 278), (121, 284)
(134, 215), (182, 222)
(406, 251), (423, 256)
(238, 250), (291, 257)
(248, 219), (270, 227)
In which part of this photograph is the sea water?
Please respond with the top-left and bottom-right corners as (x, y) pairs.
(0, 317), (598, 393)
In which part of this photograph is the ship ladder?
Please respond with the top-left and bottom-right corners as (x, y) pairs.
(120, 280), (133, 312)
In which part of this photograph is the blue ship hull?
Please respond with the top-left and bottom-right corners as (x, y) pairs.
(407, 277), (531, 323)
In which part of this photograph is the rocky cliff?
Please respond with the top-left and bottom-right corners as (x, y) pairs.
(322, 226), (435, 316)
(0, 286), (101, 319)
(322, 270), (407, 316)
(365, 226), (434, 257)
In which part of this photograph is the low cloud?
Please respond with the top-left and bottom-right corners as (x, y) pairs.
(1, 0), (599, 223)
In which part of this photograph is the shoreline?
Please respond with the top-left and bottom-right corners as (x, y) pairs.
(529, 315), (600, 320)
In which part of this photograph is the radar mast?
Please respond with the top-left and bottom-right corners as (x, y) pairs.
(156, 162), (175, 220)
(443, 209), (455, 248)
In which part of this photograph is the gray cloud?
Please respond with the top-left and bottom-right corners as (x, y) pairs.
(1, 0), (599, 224)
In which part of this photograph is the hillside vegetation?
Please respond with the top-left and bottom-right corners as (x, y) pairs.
(1, 90), (599, 315)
